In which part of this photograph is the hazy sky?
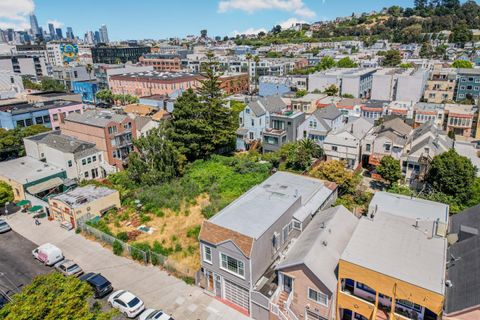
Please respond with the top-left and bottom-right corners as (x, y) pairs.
(1, 0), (431, 40)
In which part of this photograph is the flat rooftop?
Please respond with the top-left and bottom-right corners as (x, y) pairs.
(0, 100), (79, 115)
(110, 70), (200, 82)
(368, 191), (449, 223)
(341, 212), (447, 295)
(0, 156), (64, 184)
(52, 185), (117, 208)
(209, 171), (331, 239)
(65, 110), (128, 128)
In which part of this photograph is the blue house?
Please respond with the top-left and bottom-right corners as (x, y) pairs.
(72, 81), (98, 104)
(259, 76), (293, 97)
(0, 101), (53, 130)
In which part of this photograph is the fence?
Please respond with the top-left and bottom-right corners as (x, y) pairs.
(78, 222), (195, 280)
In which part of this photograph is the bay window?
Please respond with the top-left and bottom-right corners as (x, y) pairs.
(220, 253), (244, 278)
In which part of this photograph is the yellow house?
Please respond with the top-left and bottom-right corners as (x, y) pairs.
(48, 185), (120, 228)
(336, 193), (448, 320)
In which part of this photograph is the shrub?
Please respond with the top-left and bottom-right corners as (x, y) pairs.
(75, 228), (81, 234)
(175, 243), (182, 252)
(186, 225), (201, 239)
(116, 232), (128, 242)
(140, 214), (151, 224)
(112, 240), (123, 256)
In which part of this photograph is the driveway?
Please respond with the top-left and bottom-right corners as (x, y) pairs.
(5, 213), (251, 320)
(0, 230), (51, 296)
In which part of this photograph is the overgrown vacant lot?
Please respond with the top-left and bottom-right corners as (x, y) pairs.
(88, 155), (272, 272)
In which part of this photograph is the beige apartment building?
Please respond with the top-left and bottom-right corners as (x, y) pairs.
(423, 67), (457, 103)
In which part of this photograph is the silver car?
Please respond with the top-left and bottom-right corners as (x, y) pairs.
(54, 259), (83, 277)
(0, 220), (11, 233)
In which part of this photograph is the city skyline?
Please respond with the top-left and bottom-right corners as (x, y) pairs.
(1, 0), (422, 41)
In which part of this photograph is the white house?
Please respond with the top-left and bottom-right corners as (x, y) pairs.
(24, 131), (111, 181)
(323, 117), (374, 169)
(237, 96), (287, 150)
(297, 104), (344, 145)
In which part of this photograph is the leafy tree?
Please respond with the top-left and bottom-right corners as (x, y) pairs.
(450, 24), (473, 45)
(168, 60), (236, 162)
(0, 272), (115, 320)
(419, 42), (434, 58)
(266, 51), (282, 58)
(127, 125), (184, 186)
(399, 62), (414, 68)
(376, 156), (402, 186)
(295, 90), (307, 98)
(317, 56), (336, 70)
(310, 160), (359, 194)
(95, 89), (114, 104)
(271, 25), (282, 34)
(337, 57), (358, 68)
(112, 240), (123, 255)
(40, 78), (66, 92)
(0, 125), (50, 160)
(22, 78), (41, 90)
(323, 84), (339, 96)
(0, 181), (13, 206)
(451, 60), (473, 68)
(426, 149), (477, 202)
(277, 139), (323, 172)
(381, 50), (402, 67)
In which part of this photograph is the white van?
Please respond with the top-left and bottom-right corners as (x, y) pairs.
(32, 243), (64, 266)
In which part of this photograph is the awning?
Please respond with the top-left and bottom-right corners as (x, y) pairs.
(26, 177), (63, 195)
(28, 205), (43, 213)
(16, 200), (31, 206)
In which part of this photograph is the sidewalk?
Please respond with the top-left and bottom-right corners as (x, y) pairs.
(6, 212), (251, 320)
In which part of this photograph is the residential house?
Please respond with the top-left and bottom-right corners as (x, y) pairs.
(360, 100), (388, 122)
(323, 117), (374, 169)
(26, 91), (83, 104)
(337, 192), (448, 320)
(383, 101), (415, 120)
(454, 141), (480, 176)
(444, 104), (477, 138)
(400, 121), (453, 188)
(0, 70), (24, 99)
(297, 104), (344, 145)
(308, 68), (377, 99)
(263, 109), (305, 153)
(291, 93), (327, 114)
(423, 67), (457, 103)
(0, 99), (83, 130)
(444, 204), (480, 320)
(197, 171), (338, 319)
(455, 69), (480, 102)
(0, 156), (66, 202)
(24, 131), (109, 181)
(135, 115), (159, 138)
(49, 185), (120, 228)
(362, 118), (413, 167)
(335, 98), (363, 119)
(258, 76), (294, 97)
(60, 110), (137, 170)
(236, 96), (287, 151)
(219, 73), (249, 95)
(273, 205), (359, 320)
(413, 103), (445, 128)
(371, 68), (428, 102)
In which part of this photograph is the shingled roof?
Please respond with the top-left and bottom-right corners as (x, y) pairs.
(199, 220), (254, 258)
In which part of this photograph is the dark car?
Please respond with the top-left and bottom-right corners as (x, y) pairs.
(79, 272), (113, 298)
(0, 293), (10, 309)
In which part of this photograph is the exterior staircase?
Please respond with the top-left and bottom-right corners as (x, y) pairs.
(278, 291), (289, 315)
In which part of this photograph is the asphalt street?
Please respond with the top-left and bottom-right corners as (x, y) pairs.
(0, 230), (51, 297)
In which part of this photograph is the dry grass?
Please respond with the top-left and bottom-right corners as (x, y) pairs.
(107, 195), (209, 271)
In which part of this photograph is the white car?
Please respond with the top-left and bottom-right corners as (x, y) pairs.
(107, 290), (145, 318)
(139, 309), (174, 320)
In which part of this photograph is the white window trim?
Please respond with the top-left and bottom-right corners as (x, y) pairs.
(308, 287), (329, 307)
(203, 245), (212, 264)
(219, 253), (245, 279)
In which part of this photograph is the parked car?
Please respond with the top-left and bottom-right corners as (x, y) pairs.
(0, 220), (11, 233)
(32, 243), (64, 266)
(0, 292), (10, 309)
(54, 259), (83, 277)
(139, 309), (174, 320)
(108, 290), (145, 318)
(79, 272), (113, 298)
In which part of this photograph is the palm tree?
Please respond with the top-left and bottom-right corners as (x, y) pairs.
(253, 55), (260, 93)
(300, 139), (324, 159)
(86, 63), (93, 80)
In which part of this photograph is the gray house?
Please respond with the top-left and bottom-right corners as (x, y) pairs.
(263, 109), (305, 153)
(198, 171), (338, 319)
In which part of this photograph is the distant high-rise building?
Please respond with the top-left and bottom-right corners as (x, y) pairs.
(94, 31), (101, 44)
(29, 14), (40, 37)
(7, 29), (14, 42)
(48, 23), (56, 39)
(85, 31), (94, 44)
(99, 25), (109, 43)
(55, 28), (63, 40)
(66, 27), (74, 40)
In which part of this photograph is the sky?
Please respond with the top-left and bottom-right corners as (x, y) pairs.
(1, 0), (422, 40)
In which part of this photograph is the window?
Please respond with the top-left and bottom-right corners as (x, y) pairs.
(87, 157), (92, 164)
(308, 288), (328, 306)
(251, 119), (254, 126)
(92, 155), (97, 162)
(67, 160), (72, 167)
(35, 116), (44, 124)
(365, 144), (371, 152)
(43, 115), (50, 123)
(384, 144), (391, 152)
(84, 171), (89, 178)
(245, 108), (250, 114)
(293, 221), (301, 230)
(203, 245), (212, 263)
(82, 159), (86, 165)
(220, 253), (245, 278)
(52, 114), (59, 121)
(332, 146), (338, 152)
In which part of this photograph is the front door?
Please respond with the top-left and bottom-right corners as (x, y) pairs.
(214, 274), (222, 298)
(70, 216), (76, 229)
(206, 270), (214, 292)
(283, 275), (293, 293)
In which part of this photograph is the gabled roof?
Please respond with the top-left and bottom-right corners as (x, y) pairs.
(199, 220), (254, 258)
(276, 206), (358, 293)
(313, 104), (342, 121)
(247, 95), (287, 117)
(376, 118), (412, 136)
(332, 117), (373, 140)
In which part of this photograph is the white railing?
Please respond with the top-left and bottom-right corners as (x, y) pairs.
(285, 291), (299, 320)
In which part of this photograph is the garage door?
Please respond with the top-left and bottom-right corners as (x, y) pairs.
(224, 279), (249, 312)
(306, 310), (327, 320)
